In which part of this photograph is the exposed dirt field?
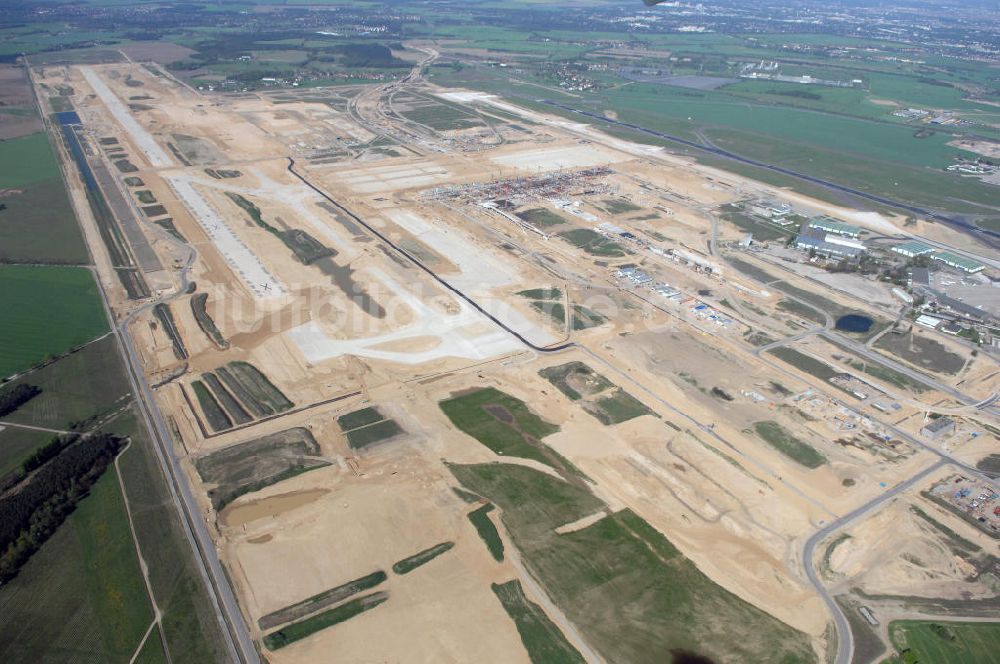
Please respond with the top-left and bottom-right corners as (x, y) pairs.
(40, 60), (999, 664)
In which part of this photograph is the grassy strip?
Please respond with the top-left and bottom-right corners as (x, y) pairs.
(337, 406), (384, 431)
(214, 366), (269, 417)
(225, 361), (293, 413)
(152, 303), (188, 360)
(589, 389), (654, 425)
(258, 571), (387, 631)
(392, 542), (455, 575)
(263, 591), (388, 650)
(468, 504), (504, 562)
(752, 421), (826, 468)
(768, 346), (839, 381)
(492, 580), (585, 664)
(539, 361), (613, 401)
(202, 373), (252, 426)
(602, 198), (641, 214)
(517, 208), (568, 227)
(225, 192), (333, 264)
(910, 506), (980, 553)
(345, 419), (402, 449)
(190, 293), (228, 349)
(190, 380), (232, 432)
(517, 288), (562, 301)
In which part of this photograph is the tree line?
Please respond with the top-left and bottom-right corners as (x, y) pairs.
(0, 384), (41, 418)
(0, 433), (124, 584)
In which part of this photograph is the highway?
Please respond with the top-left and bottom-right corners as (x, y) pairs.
(540, 100), (1000, 252)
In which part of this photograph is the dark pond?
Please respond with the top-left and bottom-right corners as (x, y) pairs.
(835, 314), (873, 333)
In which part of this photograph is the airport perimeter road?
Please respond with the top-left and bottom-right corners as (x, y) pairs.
(802, 459), (947, 664)
(540, 100), (1000, 252)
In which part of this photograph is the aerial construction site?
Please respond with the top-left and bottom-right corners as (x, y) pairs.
(30, 48), (1000, 664)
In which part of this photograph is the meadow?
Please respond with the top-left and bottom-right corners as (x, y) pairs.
(0, 265), (108, 378)
(451, 462), (817, 664)
(887, 621), (1000, 664)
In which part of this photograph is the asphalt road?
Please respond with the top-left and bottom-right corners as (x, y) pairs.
(802, 458), (948, 664)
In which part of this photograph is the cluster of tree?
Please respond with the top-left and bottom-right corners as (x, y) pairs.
(0, 434), (124, 584)
(0, 384), (41, 418)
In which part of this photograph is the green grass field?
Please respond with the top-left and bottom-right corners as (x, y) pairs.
(0, 427), (52, 478)
(0, 178), (89, 264)
(0, 265), (108, 378)
(440, 387), (559, 467)
(2, 335), (129, 429)
(0, 470), (152, 661)
(888, 620), (1000, 664)
(558, 229), (628, 257)
(492, 579), (585, 664)
(0, 132), (60, 189)
(451, 462), (817, 663)
(753, 421), (827, 468)
(110, 409), (231, 662)
(468, 503), (505, 562)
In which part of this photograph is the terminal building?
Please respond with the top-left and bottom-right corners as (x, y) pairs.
(807, 216), (862, 239)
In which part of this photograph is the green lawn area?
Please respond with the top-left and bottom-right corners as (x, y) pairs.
(558, 229), (628, 257)
(768, 347), (838, 382)
(2, 335), (129, 430)
(439, 387), (559, 467)
(264, 592), (388, 650)
(450, 462), (817, 664)
(517, 208), (569, 227)
(0, 265), (108, 378)
(887, 620), (1000, 664)
(752, 421), (827, 469)
(0, 178), (89, 264)
(0, 471), (152, 661)
(0, 427), (52, 478)
(0, 132), (60, 189)
(468, 503), (504, 562)
(492, 579), (585, 664)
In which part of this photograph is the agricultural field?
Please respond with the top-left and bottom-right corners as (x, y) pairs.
(0, 265), (108, 378)
(0, 426), (51, 478)
(0, 471), (151, 662)
(886, 621), (1000, 664)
